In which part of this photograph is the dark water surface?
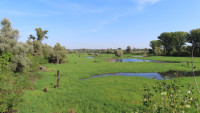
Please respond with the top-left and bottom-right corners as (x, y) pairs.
(82, 71), (200, 80)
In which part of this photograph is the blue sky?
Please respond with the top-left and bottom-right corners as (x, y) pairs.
(0, 0), (200, 49)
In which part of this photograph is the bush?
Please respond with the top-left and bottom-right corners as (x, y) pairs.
(49, 43), (67, 63)
(115, 49), (123, 57)
(141, 79), (199, 112)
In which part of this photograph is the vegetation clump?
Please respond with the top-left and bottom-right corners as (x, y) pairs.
(141, 79), (199, 112)
(115, 49), (123, 57)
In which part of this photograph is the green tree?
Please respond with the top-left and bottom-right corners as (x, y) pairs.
(158, 32), (174, 55)
(172, 31), (188, 53)
(0, 18), (32, 72)
(126, 46), (132, 54)
(154, 46), (162, 56)
(28, 28), (48, 41)
(27, 28), (48, 56)
(0, 18), (19, 40)
(149, 40), (162, 54)
(115, 49), (123, 57)
(187, 28), (200, 56)
(49, 43), (67, 64)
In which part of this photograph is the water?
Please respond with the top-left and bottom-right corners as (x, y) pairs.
(90, 72), (164, 80)
(86, 57), (94, 59)
(132, 56), (143, 58)
(115, 58), (153, 62)
(82, 71), (200, 80)
(113, 58), (179, 63)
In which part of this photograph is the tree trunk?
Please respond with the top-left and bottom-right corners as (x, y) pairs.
(56, 54), (59, 64)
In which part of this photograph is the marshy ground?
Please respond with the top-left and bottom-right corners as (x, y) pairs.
(18, 54), (200, 113)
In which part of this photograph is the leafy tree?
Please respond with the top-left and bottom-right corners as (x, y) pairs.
(49, 43), (67, 63)
(187, 28), (200, 56)
(154, 46), (162, 56)
(28, 28), (48, 41)
(0, 18), (32, 72)
(0, 18), (19, 40)
(172, 31), (188, 53)
(158, 32), (175, 55)
(149, 40), (162, 54)
(126, 46), (132, 54)
(42, 44), (54, 59)
(115, 49), (123, 57)
(35, 28), (48, 41)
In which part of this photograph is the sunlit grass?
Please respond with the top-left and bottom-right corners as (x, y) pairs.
(18, 54), (200, 113)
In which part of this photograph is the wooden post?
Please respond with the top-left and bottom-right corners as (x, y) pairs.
(57, 70), (61, 87)
(57, 70), (61, 78)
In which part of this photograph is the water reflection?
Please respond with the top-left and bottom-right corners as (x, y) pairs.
(113, 58), (179, 63)
(115, 58), (153, 62)
(81, 71), (200, 80)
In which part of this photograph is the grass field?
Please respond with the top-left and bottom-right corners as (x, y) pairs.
(18, 54), (200, 113)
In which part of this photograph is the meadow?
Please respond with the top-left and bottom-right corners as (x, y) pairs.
(18, 54), (200, 113)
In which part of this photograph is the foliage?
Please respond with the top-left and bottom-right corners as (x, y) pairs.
(0, 18), (32, 72)
(150, 29), (200, 56)
(187, 28), (200, 56)
(150, 40), (162, 54)
(42, 44), (54, 59)
(49, 43), (67, 63)
(28, 28), (48, 41)
(0, 52), (23, 112)
(0, 18), (19, 40)
(115, 49), (123, 57)
(125, 46), (132, 54)
(142, 79), (199, 112)
(172, 31), (188, 53)
(154, 46), (162, 56)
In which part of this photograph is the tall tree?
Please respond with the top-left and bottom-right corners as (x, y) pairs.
(126, 46), (132, 54)
(0, 18), (19, 40)
(0, 18), (31, 72)
(172, 31), (188, 52)
(49, 43), (67, 64)
(28, 28), (48, 56)
(28, 28), (48, 41)
(158, 32), (175, 55)
(187, 28), (200, 56)
(149, 40), (162, 54)
(35, 28), (48, 41)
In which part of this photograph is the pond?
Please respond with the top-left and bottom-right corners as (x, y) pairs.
(108, 58), (179, 63)
(132, 56), (143, 58)
(82, 71), (200, 80)
(86, 57), (94, 59)
(114, 58), (153, 62)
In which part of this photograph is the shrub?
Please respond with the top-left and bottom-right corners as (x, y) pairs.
(141, 79), (199, 112)
(115, 49), (123, 57)
(49, 43), (67, 64)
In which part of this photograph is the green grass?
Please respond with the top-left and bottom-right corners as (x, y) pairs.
(18, 54), (200, 113)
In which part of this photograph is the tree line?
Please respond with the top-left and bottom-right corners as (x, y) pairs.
(150, 29), (200, 56)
